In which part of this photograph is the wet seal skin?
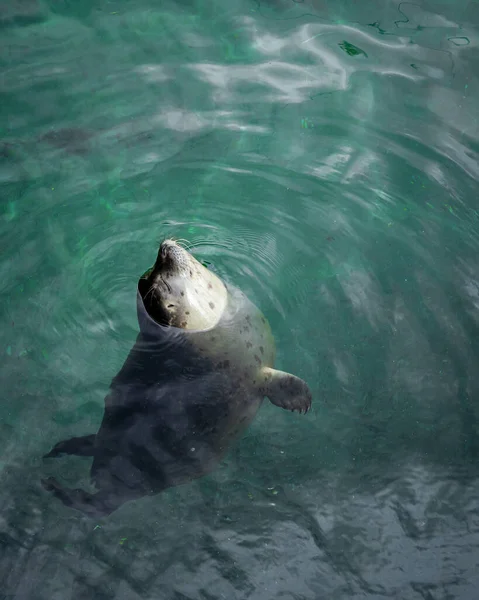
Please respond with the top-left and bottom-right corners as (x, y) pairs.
(42, 239), (313, 517)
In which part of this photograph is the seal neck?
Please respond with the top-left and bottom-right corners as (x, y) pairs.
(136, 289), (172, 339)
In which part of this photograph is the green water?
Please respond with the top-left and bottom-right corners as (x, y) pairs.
(1, 0), (479, 598)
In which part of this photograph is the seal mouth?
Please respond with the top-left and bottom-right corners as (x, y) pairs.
(137, 240), (192, 327)
(138, 261), (178, 326)
(138, 277), (172, 327)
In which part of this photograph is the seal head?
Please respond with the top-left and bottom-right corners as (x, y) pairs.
(138, 239), (227, 331)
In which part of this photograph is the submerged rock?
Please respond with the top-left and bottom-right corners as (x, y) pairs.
(38, 127), (95, 155)
(0, 0), (48, 28)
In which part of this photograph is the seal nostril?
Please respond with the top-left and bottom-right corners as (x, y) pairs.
(156, 243), (171, 267)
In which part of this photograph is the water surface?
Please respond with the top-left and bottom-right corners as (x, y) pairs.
(1, 0), (479, 598)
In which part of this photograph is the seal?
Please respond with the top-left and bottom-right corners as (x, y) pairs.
(42, 239), (312, 517)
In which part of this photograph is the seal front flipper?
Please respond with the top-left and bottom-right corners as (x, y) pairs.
(43, 434), (96, 458)
(41, 477), (126, 518)
(260, 367), (312, 414)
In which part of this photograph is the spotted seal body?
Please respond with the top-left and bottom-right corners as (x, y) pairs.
(42, 240), (312, 517)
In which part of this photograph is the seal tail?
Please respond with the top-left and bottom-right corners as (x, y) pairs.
(41, 477), (125, 518)
(43, 434), (96, 458)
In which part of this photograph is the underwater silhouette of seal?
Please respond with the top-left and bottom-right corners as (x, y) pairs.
(42, 239), (312, 517)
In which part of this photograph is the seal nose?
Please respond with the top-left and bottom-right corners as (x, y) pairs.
(157, 240), (179, 266)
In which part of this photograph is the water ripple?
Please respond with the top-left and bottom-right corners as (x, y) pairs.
(1, 1), (479, 598)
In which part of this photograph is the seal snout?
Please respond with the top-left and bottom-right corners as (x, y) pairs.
(160, 239), (177, 255)
(156, 240), (181, 268)
(160, 239), (177, 256)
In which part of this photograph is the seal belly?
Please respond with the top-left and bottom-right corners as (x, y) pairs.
(90, 362), (261, 495)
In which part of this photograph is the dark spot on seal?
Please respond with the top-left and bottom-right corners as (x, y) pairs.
(181, 291), (184, 296)
(189, 270), (193, 276)
(185, 311), (190, 315)
(243, 326), (249, 333)
(208, 283), (212, 289)
(195, 289), (198, 294)
(209, 302), (215, 309)
(261, 317), (266, 324)
(218, 360), (230, 369)
(181, 321), (188, 328)
(245, 315), (251, 325)
(211, 336), (216, 342)
(259, 346), (264, 355)
(246, 341), (252, 349)
(254, 355), (261, 365)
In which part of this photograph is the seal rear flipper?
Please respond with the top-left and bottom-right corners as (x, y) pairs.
(260, 367), (312, 414)
(43, 434), (96, 458)
(41, 477), (126, 518)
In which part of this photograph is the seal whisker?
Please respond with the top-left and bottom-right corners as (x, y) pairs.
(174, 238), (193, 250)
(159, 274), (172, 293)
(144, 284), (157, 301)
